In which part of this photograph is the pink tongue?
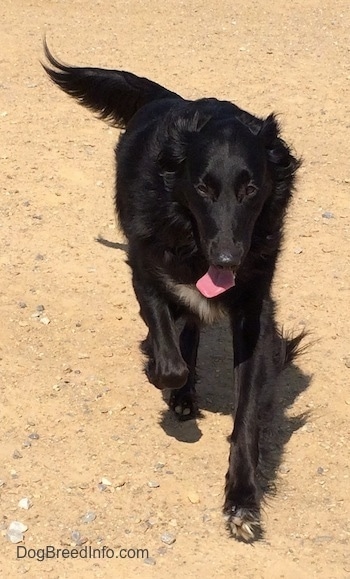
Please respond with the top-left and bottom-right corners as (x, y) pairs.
(196, 265), (235, 298)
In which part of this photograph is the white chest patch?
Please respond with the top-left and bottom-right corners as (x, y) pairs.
(163, 276), (226, 324)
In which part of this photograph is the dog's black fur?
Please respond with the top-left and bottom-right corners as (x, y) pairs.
(43, 43), (305, 541)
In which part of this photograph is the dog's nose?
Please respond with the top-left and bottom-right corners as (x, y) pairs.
(214, 251), (241, 269)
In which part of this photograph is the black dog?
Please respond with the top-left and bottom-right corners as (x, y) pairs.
(43, 43), (305, 540)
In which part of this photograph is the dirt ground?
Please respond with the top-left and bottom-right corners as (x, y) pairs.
(1, 0), (349, 577)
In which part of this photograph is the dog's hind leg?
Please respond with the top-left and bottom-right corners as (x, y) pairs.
(169, 320), (200, 420)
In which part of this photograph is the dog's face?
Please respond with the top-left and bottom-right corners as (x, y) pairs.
(179, 119), (271, 272)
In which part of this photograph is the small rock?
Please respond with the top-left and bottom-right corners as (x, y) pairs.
(294, 247), (303, 254)
(97, 483), (107, 492)
(18, 302), (27, 309)
(18, 498), (32, 510)
(71, 530), (82, 544)
(157, 546), (168, 555)
(13, 450), (23, 459)
(161, 532), (176, 545)
(22, 440), (32, 448)
(317, 466), (325, 475)
(78, 353), (89, 359)
(35, 254), (44, 261)
(0, 480), (5, 488)
(187, 491), (200, 504)
(100, 477), (112, 486)
(279, 465), (290, 474)
(322, 211), (335, 219)
(7, 520), (28, 542)
(40, 316), (50, 325)
(144, 557), (156, 566)
(7, 529), (24, 544)
(344, 357), (350, 369)
(202, 513), (211, 523)
(36, 304), (45, 312)
(8, 521), (28, 533)
(31, 312), (41, 319)
(81, 511), (96, 523)
(154, 462), (165, 471)
(28, 433), (40, 440)
(148, 481), (160, 488)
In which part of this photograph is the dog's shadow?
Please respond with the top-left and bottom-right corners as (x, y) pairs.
(96, 235), (311, 494)
(97, 236), (311, 497)
(159, 320), (311, 495)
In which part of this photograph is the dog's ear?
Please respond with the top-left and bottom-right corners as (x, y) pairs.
(260, 113), (301, 182)
(158, 108), (211, 180)
(260, 114), (299, 168)
(259, 113), (279, 144)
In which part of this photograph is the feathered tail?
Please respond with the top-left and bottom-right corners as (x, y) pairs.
(42, 40), (181, 128)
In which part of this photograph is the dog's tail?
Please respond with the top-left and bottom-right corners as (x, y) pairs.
(42, 40), (181, 129)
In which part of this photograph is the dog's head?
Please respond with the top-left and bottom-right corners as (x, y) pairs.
(158, 102), (299, 296)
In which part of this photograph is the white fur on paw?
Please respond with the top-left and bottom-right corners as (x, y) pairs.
(225, 508), (260, 541)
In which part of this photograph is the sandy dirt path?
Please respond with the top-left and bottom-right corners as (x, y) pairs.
(1, 0), (349, 576)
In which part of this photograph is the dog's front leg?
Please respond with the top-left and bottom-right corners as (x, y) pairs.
(169, 320), (200, 419)
(132, 275), (189, 390)
(224, 296), (273, 540)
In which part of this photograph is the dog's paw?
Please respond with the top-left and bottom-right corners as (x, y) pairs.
(169, 388), (198, 420)
(145, 358), (189, 390)
(224, 506), (260, 541)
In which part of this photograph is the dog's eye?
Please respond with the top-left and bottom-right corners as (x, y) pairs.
(196, 183), (208, 195)
(236, 182), (258, 203)
(196, 182), (216, 200)
(246, 183), (258, 198)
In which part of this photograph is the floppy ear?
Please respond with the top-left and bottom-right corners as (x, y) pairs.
(260, 113), (300, 169)
(259, 114), (280, 158)
(158, 108), (211, 177)
(260, 113), (301, 187)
